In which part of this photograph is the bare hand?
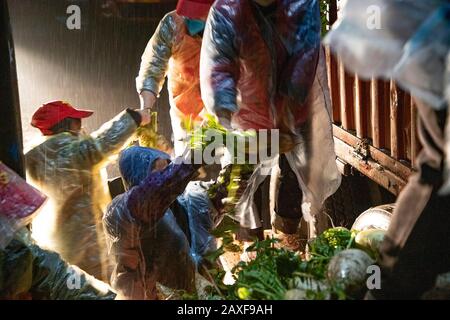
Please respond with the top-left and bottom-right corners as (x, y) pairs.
(139, 91), (157, 110)
(136, 109), (152, 126)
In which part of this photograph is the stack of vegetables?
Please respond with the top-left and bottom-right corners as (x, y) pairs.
(200, 225), (386, 300)
(189, 115), (256, 216)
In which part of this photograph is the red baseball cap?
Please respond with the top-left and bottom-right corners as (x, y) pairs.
(176, 0), (214, 20)
(31, 101), (93, 135)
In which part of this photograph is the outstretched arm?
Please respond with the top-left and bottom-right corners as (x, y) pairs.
(71, 109), (149, 167)
(127, 161), (199, 225)
(136, 13), (176, 109)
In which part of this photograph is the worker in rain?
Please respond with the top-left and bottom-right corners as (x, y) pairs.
(325, 0), (450, 299)
(200, 0), (341, 256)
(0, 162), (116, 300)
(136, 0), (215, 156)
(25, 101), (151, 282)
(103, 146), (222, 300)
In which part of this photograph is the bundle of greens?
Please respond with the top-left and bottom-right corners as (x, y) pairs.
(204, 237), (300, 300)
(190, 114), (256, 216)
(135, 125), (172, 153)
(130, 112), (173, 154)
(199, 227), (362, 300)
(208, 164), (255, 217)
(188, 114), (256, 157)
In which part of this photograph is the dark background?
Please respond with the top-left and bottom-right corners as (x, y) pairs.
(8, 0), (176, 149)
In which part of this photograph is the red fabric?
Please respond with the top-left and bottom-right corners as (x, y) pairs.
(31, 101), (93, 135)
(203, 0), (320, 131)
(0, 162), (46, 219)
(176, 0), (214, 20)
(170, 15), (204, 119)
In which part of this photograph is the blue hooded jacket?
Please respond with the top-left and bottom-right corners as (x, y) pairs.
(103, 146), (215, 299)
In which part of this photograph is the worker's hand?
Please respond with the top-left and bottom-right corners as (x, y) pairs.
(136, 109), (152, 126)
(139, 90), (157, 110)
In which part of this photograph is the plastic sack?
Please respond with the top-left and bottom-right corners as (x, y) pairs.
(0, 230), (115, 300)
(136, 11), (207, 156)
(25, 110), (138, 281)
(324, 0), (450, 111)
(0, 162), (46, 249)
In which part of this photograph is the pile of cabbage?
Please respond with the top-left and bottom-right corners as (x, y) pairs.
(200, 226), (386, 300)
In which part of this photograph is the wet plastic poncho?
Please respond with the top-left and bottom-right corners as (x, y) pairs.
(25, 110), (138, 281)
(324, 0), (450, 193)
(0, 162), (46, 249)
(0, 229), (116, 300)
(136, 11), (207, 156)
(0, 164), (115, 300)
(103, 147), (217, 300)
(200, 0), (341, 235)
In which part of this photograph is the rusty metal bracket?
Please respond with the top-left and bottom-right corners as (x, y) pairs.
(353, 138), (370, 161)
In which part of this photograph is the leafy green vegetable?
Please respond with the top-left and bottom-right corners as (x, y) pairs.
(196, 227), (362, 300)
(229, 238), (298, 300)
(131, 112), (172, 153)
(309, 227), (354, 257)
(320, 0), (331, 37)
(302, 227), (356, 280)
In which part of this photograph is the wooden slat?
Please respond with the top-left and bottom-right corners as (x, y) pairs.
(390, 81), (406, 160)
(383, 81), (391, 150)
(334, 137), (407, 195)
(339, 61), (347, 129)
(333, 125), (412, 181)
(339, 61), (355, 130)
(326, 47), (341, 124)
(336, 158), (352, 176)
(371, 78), (381, 148)
(403, 93), (412, 161)
(390, 81), (400, 158)
(354, 75), (363, 138)
(354, 76), (370, 138)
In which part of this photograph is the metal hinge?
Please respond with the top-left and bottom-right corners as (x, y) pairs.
(353, 138), (370, 161)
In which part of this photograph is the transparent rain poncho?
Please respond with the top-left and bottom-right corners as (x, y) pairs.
(136, 11), (207, 156)
(103, 146), (219, 300)
(25, 110), (139, 281)
(200, 0), (341, 236)
(0, 163), (115, 300)
(0, 162), (46, 250)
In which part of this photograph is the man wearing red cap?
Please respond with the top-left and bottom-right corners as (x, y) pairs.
(136, 0), (214, 156)
(25, 101), (150, 281)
